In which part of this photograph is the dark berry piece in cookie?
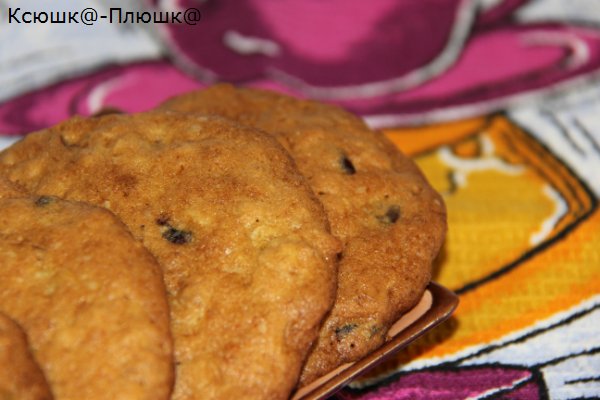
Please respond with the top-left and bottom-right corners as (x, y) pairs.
(34, 196), (54, 207)
(334, 323), (358, 340)
(377, 205), (401, 225)
(340, 155), (356, 175)
(161, 226), (192, 245)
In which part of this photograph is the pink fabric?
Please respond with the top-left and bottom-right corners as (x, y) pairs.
(337, 368), (538, 400)
(4, 0), (600, 134)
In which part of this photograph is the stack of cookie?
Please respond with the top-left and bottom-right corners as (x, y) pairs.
(0, 86), (446, 400)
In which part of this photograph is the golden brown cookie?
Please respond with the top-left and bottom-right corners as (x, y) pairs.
(0, 197), (173, 400)
(0, 313), (53, 400)
(160, 85), (447, 384)
(0, 175), (27, 198)
(0, 112), (340, 399)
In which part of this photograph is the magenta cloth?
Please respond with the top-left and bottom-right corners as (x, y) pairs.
(3, 0), (600, 133)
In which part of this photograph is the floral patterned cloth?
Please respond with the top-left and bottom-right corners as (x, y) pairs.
(1, 1), (599, 398)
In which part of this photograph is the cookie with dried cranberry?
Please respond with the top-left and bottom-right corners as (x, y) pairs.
(0, 312), (53, 400)
(0, 111), (340, 400)
(160, 85), (447, 384)
(0, 197), (173, 400)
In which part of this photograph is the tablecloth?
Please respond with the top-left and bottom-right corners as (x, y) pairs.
(1, 1), (599, 399)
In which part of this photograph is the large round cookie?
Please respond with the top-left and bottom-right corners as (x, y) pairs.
(0, 313), (52, 400)
(160, 85), (447, 384)
(0, 112), (340, 399)
(0, 196), (173, 400)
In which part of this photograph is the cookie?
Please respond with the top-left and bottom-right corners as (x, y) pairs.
(160, 85), (447, 384)
(0, 112), (340, 399)
(0, 175), (27, 198)
(0, 197), (173, 400)
(0, 313), (53, 400)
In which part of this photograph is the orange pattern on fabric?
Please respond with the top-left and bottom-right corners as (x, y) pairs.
(360, 114), (599, 381)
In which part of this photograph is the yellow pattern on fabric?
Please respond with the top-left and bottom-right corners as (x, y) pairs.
(359, 114), (599, 382)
